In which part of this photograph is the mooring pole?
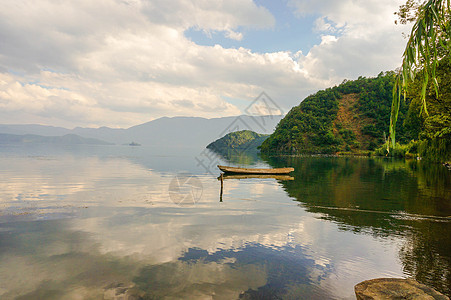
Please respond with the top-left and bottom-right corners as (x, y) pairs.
(219, 173), (223, 202)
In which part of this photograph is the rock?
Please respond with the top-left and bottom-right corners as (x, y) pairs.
(355, 278), (449, 300)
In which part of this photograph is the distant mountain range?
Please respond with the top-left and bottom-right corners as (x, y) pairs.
(0, 133), (113, 145)
(0, 115), (283, 147)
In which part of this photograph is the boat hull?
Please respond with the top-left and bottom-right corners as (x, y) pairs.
(218, 174), (294, 180)
(217, 165), (294, 174)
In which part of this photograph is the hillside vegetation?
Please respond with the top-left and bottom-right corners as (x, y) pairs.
(260, 72), (411, 154)
(207, 130), (268, 152)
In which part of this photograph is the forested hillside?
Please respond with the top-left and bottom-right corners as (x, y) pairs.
(207, 130), (268, 152)
(260, 72), (411, 154)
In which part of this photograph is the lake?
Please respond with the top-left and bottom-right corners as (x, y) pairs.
(0, 144), (450, 299)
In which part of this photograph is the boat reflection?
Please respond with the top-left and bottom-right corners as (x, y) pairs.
(218, 173), (294, 202)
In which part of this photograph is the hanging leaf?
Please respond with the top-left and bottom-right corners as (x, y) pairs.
(389, 0), (450, 148)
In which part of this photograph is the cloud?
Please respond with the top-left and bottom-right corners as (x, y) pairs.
(141, 0), (275, 31)
(291, 0), (410, 82)
(314, 17), (334, 33)
(225, 29), (244, 41)
(0, 0), (410, 128)
(0, 0), (290, 127)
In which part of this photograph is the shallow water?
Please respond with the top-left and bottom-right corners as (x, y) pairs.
(0, 144), (449, 299)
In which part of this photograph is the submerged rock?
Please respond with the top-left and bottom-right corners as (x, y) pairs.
(355, 278), (449, 299)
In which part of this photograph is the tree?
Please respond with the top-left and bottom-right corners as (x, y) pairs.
(389, 0), (450, 149)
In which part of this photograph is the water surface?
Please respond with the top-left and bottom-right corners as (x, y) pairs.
(0, 144), (449, 299)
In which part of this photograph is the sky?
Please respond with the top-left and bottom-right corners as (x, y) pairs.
(0, 0), (410, 129)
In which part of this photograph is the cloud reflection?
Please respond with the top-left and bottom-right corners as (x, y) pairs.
(0, 151), (415, 299)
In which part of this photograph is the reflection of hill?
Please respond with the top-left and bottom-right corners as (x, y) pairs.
(262, 156), (450, 218)
(208, 148), (261, 166)
(261, 155), (451, 296)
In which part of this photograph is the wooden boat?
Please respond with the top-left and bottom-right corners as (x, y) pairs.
(217, 165), (294, 174)
(218, 174), (294, 180)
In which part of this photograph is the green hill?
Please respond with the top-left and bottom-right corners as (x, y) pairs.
(260, 72), (411, 154)
(207, 130), (268, 152)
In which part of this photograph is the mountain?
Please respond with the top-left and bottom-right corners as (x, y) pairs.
(206, 130), (269, 152)
(119, 115), (281, 147)
(260, 72), (411, 154)
(0, 115), (283, 147)
(0, 124), (72, 136)
(0, 133), (112, 145)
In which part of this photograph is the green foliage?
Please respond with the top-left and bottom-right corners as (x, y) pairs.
(390, 0), (450, 147)
(206, 130), (268, 152)
(261, 72), (410, 154)
(354, 72), (410, 144)
(260, 87), (341, 154)
(403, 96), (425, 139)
(374, 141), (419, 158)
(362, 125), (378, 137)
(339, 129), (355, 142)
(418, 138), (451, 162)
(402, 54), (451, 161)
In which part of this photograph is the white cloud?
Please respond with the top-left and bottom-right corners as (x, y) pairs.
(291, 0), (410, 82)
(0, 0), (410, 128)
(225, 29), (244, 41)
(0, 0), (276, 127)
(314, 17), (342, 33)
(320, 35), (338, 44)
(141, 0), (275, 31)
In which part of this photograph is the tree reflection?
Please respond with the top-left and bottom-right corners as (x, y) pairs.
(262, 155), (451, 295)
(399, 221), (451, 296)
(207, 147), (262, 166)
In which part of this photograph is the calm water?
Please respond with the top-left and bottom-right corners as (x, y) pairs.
(0, 144), (450, 299)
